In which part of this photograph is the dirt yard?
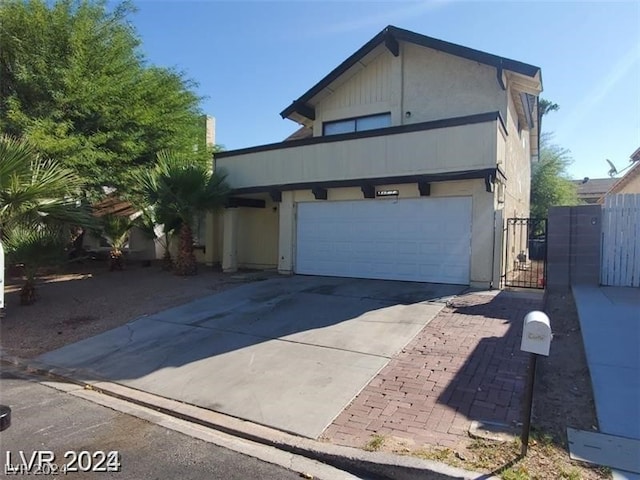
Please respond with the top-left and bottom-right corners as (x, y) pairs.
(1, 265), (609, 478)
(1, 261), (259, 358)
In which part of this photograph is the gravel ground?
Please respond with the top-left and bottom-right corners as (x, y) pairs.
(1, 262), (256, 359)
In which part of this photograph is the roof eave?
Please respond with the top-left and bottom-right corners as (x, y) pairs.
(281, 25), (542, 123)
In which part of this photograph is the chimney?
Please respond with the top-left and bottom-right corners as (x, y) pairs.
(200, 115), (215, 147)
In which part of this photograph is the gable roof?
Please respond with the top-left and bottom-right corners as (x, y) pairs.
(281, 25), (542, 123)
(92, 195), (137, 218)
(573, 177), (617, 199)
(284, 126), (313, 142)
(606, 159), (640, 197)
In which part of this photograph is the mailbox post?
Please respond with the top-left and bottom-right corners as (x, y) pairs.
(520, 311), (552, 456)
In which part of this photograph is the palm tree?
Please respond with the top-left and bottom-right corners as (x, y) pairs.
(0, 135), (93, 304)
(100, 214), (132, 271)
(4, 227), (67, 305)
(136, 151), (229, 275)
(133, 209), (178, 270)
(0, 135), (93, 235)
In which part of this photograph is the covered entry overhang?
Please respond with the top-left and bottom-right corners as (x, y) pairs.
(227, 166), (505, 200)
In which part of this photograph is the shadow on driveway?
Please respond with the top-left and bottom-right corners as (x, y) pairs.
(38, 275), (464, 438)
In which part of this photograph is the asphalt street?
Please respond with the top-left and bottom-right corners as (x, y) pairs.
(0, 368), (306, 480)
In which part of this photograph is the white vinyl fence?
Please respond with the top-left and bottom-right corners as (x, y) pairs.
(601, 194), (640, 287)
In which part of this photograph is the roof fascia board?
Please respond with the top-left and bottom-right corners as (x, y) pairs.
(281, 25), (541, 121)
(217, 111), (504, 159)
(229, 168), (499, 195)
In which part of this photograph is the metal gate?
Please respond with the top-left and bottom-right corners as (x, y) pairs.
(502, 218), (547, 289)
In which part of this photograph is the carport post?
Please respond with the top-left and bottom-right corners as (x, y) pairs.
(519, 311), (552, 456)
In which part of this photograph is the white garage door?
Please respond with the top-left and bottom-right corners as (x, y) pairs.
(295, 197), (472, 284)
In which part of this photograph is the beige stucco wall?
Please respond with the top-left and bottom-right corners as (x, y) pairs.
(614, 170), (640, 194)
(237, 201), (279, 269)
(196, 211), (223, 266)
(401, 43), (507, 126)
(312, 42), (507, 135)
(314, 51), (398, 134)
(218, 120), (498, 190)
(276, 179), (497, 288)
(501, 88), (531, 219)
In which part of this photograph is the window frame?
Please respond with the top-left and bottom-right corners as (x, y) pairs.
(322, 112), (391, 136)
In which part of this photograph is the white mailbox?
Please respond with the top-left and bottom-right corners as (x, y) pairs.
(521, 311), (552, 356)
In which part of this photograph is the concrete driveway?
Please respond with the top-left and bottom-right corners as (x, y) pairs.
(39, 275), (465, 438)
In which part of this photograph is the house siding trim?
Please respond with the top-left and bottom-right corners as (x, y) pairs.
(216, 111), (506, 159)
(228, 167), (505, 195)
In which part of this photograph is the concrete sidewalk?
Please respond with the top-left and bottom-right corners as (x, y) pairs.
(572, 285), (640, 480)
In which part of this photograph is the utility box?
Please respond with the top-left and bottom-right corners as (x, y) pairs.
(521, 311), (551, 356)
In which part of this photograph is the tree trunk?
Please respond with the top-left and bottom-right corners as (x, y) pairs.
(162, 249), (173, 271)
(174, 223), (197, 276)
(109, 248), (123, 271)
(20, 278), (37, 305)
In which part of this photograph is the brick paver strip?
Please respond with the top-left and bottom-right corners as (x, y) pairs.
(322, 292), (542, 450)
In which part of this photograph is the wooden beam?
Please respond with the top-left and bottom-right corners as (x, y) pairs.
(361, 184), (375, 199)
(496, 64), (506, 90)
(418, 181), (431, 196)
(295, 103), (316, 121)
(227, 197), (266, 208)
(269, 190), (282, 203)
(312, 186), (327, 200)
(485, 173), (495, 193)
(384, 32), (400, 57)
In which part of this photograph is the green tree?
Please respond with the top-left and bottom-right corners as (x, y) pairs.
(530, 135), (579, 219)
(538, 98), (559, 118)
(0, 135), (94, 304)
(530, 100), (579, 218)
(0, 0), (205, 196)
(135, 151), (229, 276)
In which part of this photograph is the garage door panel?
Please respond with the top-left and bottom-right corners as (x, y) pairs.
(296, 198), (471, 284)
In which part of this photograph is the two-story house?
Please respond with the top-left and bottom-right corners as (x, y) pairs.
(212, 26), (542, 289)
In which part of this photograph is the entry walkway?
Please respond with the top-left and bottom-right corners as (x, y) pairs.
(322, 290), (542, 449)
(572, 285), (640, 480)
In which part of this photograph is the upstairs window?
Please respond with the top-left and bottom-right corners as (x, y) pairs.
(323, 113), (391, 136)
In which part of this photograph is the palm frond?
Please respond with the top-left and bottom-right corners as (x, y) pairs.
(0, 136), (92, 234)
(0, 135), (33, 189)
(4, 227), (68, 280)
(101, 214), (132, 250)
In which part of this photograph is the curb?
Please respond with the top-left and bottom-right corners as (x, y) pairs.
(1, 354), (495, 480)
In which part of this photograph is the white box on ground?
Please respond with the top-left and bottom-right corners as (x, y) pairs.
(521, 311), (551, 356)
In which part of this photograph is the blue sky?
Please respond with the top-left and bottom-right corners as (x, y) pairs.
(130, 1), (640, 180)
